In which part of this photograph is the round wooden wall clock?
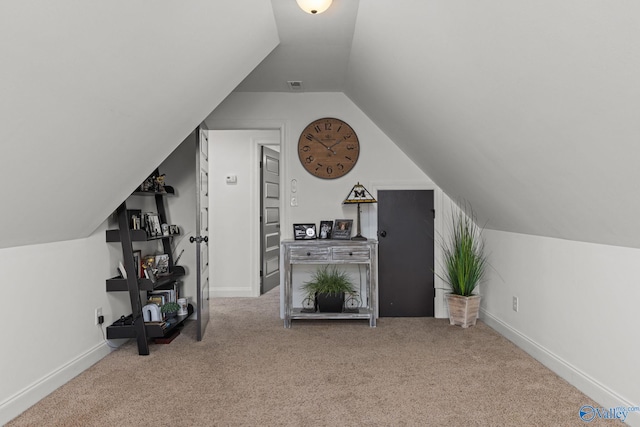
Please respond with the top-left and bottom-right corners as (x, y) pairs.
(297, 117), (360, 179)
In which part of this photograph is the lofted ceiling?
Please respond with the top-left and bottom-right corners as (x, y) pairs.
(234, 0), (359, 92)
(3, 0), (640, 250)
(237, 0), (640, 249)
(0, 0), (279, 249)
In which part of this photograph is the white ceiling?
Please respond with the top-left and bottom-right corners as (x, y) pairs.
(4, 0), (640, 251)
(237, 0), (640, 249)
(234, 0), (359, 92)
(0, 0), (279, 249)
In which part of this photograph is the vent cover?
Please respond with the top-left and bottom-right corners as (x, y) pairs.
(287, 81), (304, 92)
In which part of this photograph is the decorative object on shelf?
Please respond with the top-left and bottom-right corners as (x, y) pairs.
(293, 223), (317, 240)
(126, 209), (142, 230)
(343, 182), (377, 241)
(297, 117), (360, 179)
(301, 296), (316, 313)
(142, 255), (155, 270)
(154, 254), (170, 275)
(301, 265), (355, 312)
(319, 220), (333, 239)
(132, 250), (142, 278)
(332, 219), (353, 240)
(143, 265), (157, 283)
(140, 172), (167, 193)
(161, 302), (181, 319)
(296, 0), (332, 14)
(117, 261), (127, 279)
(437, 203), (488, 328)
(142, 303), (162, 322)
(343, 292), (362, 313)
(177, 298), (188, 316)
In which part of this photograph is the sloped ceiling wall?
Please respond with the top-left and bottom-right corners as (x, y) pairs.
(0, 0), (278, 249)
(346, 1), (640, 248)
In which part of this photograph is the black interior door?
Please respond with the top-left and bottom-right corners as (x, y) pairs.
(378, 190), (434, 317)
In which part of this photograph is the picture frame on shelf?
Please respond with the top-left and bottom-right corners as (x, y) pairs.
(293, 223), (317, 240)
(155, 254), (170, 275)
(332, 219), (353, 240)
(319, 220), (333, 239)
(145, 213), (162, 237)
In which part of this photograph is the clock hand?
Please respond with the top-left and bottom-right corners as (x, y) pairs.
(328, 138), (343, 149)
(311, 135), (337, 154)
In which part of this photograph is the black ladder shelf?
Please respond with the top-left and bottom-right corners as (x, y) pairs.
(105, 173), (190, 355)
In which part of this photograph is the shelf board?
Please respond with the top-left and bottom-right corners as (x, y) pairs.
(289, 307), (373, 320)
(106, 266), (186, 292)
(106, 304), (193, 339)
(106, 229), (178, 242)
(131, 186), (175, 196)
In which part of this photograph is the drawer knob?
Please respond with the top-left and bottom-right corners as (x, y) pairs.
(307, 252), (311, 256)
(349, 252), (353, 256)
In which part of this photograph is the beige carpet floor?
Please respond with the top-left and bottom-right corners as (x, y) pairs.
(7, 287), (620, 426)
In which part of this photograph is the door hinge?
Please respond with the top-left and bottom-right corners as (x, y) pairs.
(432, 209), (435, 219)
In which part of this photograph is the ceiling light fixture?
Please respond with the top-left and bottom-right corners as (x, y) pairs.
(296, 0), (332, 15)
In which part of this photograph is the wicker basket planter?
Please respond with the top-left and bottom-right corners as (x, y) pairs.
(445, 294), (481, 328)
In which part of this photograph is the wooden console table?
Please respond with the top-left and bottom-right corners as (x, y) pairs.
(281, 239), (378, 328)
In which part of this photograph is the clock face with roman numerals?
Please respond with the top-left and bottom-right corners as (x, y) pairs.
(297, 117), (360, 179)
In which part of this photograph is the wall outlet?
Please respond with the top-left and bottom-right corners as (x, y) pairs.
(512, 296), (519, 312)
(95, 307), (103, 325)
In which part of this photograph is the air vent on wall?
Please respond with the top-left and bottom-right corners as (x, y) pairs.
(287, 81), (304, 92)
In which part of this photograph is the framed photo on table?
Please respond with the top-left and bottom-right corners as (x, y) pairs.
(293, 223), (317, 240)
(319, 220), (333, 239)
(332, 219), (353, 240)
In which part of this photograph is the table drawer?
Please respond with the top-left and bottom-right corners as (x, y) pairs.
(289, 247), (330, 261)
(332, 248), (370, 261)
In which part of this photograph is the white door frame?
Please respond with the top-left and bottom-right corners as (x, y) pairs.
(207, 120), (287, 298)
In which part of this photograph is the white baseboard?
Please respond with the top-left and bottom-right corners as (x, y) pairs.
(0, 341), (112, 426)
(482, 309), (640, 427)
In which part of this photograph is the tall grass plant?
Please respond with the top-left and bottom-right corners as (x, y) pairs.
(439, 206), (487, 297)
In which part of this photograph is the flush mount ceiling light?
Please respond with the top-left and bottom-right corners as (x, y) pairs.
(296, 0), (332, 15)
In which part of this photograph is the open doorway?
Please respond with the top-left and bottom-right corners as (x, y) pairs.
(208, 129), (281, 298)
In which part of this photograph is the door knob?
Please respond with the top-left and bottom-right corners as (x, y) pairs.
(379, 230), (387, 238)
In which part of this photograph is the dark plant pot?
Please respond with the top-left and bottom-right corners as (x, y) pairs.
(316, 292), (345, 313)
(163, 311), (177, 320)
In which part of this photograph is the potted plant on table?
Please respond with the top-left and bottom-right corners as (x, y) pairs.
(438, 205), (488, 328)
(302, 265), (356, 312)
